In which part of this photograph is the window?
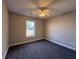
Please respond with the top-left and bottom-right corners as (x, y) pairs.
(26, 20), (35, 37)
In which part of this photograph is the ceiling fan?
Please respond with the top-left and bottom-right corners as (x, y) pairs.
(20, 0), (62, 18)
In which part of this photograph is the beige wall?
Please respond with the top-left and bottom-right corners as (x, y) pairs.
(46, 11), (76, 50)
(2, 1), (9, 59)
(9, 13), (45, 45)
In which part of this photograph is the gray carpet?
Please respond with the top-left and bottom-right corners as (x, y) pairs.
(5, 39), (76, 59)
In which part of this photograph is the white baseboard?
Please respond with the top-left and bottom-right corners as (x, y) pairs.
(9, 39), (44, 47)
(2, 46), (9, 59)
(3, 38), (45, 59)
(46, 39), (76, 51)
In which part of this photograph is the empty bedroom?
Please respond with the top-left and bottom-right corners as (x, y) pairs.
(2, 0), (76, 59)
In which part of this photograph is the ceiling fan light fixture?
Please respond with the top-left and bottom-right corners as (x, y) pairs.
(32, 8), (50, 17)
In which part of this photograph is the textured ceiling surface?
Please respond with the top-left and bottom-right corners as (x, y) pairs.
(6, 0), (76, 18)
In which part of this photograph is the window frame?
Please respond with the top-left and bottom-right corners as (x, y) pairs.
(26, 20), (35, 37)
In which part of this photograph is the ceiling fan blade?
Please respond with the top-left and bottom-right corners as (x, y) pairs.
(30, 0), (54, 8)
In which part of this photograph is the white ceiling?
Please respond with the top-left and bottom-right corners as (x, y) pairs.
(6, 0), (76, 18)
